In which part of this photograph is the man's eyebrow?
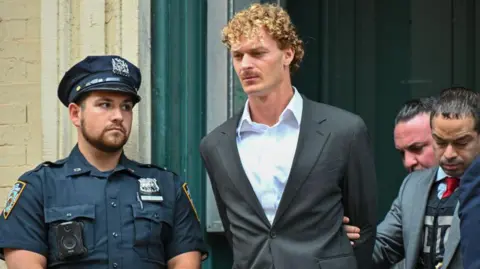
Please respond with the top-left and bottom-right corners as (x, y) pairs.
(454, 135), (473, 141)
(232, 46), (268, 54)
(406, 142), (426, 148)
(94, 97), (113, 102)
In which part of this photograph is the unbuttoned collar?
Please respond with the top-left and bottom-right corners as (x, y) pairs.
(236, 86), (303, 139)
(65, 144), (140, 178)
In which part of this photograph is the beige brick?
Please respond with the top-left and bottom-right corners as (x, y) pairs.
(0, 83), (41, 103)
(0, 19), (27, 42)
(25, 17), (40, 39)
(0, 103), (26, 124)
(0, 58), (26, 82)
(0, 41), (41, 62)
(0, 145), (26, 166)
(0, 186), (10, 204)
(0, 165), (35, 187)
(26, 98), (41, 123)
(26, 61), (40, 82)
(0, 0), (40, 20)
(0, 124), (29, 145)
(26, 122), (42, 165)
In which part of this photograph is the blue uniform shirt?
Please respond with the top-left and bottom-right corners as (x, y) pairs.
(0, 145), (208, 268)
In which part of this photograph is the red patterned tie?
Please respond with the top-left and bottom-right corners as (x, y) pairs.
(442, 177), (459, 199)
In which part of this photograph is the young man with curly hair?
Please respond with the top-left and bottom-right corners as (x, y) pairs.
(199, 3), (377, 269)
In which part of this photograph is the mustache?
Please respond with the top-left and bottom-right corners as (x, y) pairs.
(104, 125), (125, 133)
(440, 159), (462, 166)
(240, 70), (260, 79)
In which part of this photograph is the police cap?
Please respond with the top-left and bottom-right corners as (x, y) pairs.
(57, 55), (142, 107)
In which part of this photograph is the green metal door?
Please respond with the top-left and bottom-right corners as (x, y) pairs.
(287, 0), (480, 219)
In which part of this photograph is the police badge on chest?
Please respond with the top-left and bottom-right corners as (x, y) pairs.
(137, 178), (163, 202)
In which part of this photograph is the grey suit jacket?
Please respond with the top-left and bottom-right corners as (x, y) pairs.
(373, 167), (463, 269)
(199, 97), (377, 269)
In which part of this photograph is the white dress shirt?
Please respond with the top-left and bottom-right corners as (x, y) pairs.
(236, 88), (303, 224)
(436, 167), (452, 199)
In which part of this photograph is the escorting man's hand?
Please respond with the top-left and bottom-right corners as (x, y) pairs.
(343, 216), (361, 245)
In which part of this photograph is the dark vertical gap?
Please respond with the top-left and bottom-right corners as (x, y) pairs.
(451, 0), (455, 86)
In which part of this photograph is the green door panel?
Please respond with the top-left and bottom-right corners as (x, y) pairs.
(287, 0), (479, 219)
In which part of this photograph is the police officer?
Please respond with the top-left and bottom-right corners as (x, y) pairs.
(0, 55), (208, 268)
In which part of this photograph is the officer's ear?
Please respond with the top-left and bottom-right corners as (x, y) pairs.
(68, 102), (82, 128)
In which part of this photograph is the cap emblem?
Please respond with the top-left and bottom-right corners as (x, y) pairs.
(112, 58), (130, 77)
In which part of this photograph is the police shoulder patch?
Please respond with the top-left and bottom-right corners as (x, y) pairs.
(3, 180), (26, 220)
(182, 182), (200, 223)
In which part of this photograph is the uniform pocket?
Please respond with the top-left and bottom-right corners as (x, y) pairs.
(131, 203), (173, 263)
(44, 204), (96, 261)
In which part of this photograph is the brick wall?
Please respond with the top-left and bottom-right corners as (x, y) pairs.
(0, 1), (42, 267)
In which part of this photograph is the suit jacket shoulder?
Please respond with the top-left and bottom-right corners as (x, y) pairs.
(399, 167), (436, 199)
(305, 99), (367, 135)
(200, 111), (240, 156)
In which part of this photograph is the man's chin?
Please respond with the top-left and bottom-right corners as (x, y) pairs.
(98, 139), (128, 153)
(243, 85), (269, 97)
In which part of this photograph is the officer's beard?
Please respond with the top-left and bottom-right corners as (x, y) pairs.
(80, 118), (129, 153)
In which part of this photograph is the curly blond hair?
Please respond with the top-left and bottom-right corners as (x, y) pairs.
(221, 3), (304, 72)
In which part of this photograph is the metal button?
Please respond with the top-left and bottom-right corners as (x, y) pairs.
(111, 202), (117, 207)
(154, 213), (159, 218)
(66, 213), (72, 217)
(112, 232), (118, 238)
(73, 168), (81, 172)
(113, 263), (118, 268)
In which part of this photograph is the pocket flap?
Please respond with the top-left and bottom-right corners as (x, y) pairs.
(131, 203), (172, 225)
(44, 204), (96, 223)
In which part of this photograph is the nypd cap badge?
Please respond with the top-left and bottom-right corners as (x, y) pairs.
(3, 180), (26, 219)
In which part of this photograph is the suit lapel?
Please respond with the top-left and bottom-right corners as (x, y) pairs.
(406, 168), (437, 269)
(442, 203), (460, 268)
(215, 113), (271, 227)
(273, 99), (329, 225)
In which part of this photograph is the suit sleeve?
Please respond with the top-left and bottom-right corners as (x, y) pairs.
(343, 118), (377, 269)
(458, 156), (480, 269)
(372, 175), (410, 269)
(199, 138), (233, 247)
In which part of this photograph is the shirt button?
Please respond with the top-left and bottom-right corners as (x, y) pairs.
(269, 230), (276, 239)
(112, 232), (118, 238)
(113, 263), (118, 268)
(111, 202), (117, 207)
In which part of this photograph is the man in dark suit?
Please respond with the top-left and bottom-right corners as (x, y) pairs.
(458, 142), (480, 268)
(345, 97), (437, 269)
(345, 87), (480, 269)
(199, 3), (377, 269)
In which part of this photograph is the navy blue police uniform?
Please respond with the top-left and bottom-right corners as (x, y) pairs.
(0, 55), (208, 268)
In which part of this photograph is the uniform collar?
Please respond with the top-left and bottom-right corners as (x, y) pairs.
(65, 144), (139, 178)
